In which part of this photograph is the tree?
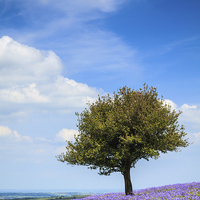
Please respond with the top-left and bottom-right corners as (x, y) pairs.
(57, 84), (189, 195)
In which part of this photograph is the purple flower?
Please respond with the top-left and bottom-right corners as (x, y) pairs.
(75, 182), (200, 200)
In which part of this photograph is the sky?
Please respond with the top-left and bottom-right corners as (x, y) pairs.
(0, 0), (200, 193)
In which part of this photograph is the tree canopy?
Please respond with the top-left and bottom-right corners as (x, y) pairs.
(57, 84), (189, 195)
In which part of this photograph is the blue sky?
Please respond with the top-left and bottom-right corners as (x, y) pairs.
(0, 0), (200, 192)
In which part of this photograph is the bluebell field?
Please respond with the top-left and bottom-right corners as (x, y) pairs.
(77, 182), (200, 200)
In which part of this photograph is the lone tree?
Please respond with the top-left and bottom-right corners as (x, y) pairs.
(57, 84), (189, 195)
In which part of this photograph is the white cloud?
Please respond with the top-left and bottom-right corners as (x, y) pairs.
(0, 36), (101, 117)
(0, 83), (49, 103)
(162, 100), (200, 128)
(163, 99), (178, 111)
(159, 100), (200, 139)
(157, 100), (200, 144)
(0, 36), (62, 87)
(0, 126), (12, 137)
(13, 130), (33, 142)
(179, 104), (200, 127)
(13, 130), (21, 138)
(0, 126), (33, 142)
(55, 128), (79, 142)
(50, 76), (99, 108)
(181, 104), (197, 109)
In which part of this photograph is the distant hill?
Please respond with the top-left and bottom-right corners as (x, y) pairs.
(0, 192), (90, 200)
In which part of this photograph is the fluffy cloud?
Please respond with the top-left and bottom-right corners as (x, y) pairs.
(0, 36), (101, 117)
(0, 126), (33, 142)
(13, 130), (33, 143)
(179, 104), (200, 126)
(163, 100), (200, 141)
(50, 76), (100, 108)
(0, 83), (49, 103)
(0, 36), (62, 87)
(55, 128), (79, 142)
(163, 100), (200, 128)
(0, 126), (12, 137)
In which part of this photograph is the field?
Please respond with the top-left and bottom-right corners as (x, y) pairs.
(76, 182), (200, 200)
(1, 182), (200, 200)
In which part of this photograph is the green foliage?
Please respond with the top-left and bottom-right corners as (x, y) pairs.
(57, 84), (189, 175)
(56, 84), (189, 195)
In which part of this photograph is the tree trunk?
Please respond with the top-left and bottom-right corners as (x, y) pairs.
(123, 167), (133, 195)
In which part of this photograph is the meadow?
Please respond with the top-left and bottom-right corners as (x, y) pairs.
(76, 182), (200, 200)
(1, 182), (200, 200)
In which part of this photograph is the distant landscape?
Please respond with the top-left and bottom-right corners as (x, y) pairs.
(0, 192), (91, 200)
(1, 182), (200, 200)
(0, 188), (124, 200)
